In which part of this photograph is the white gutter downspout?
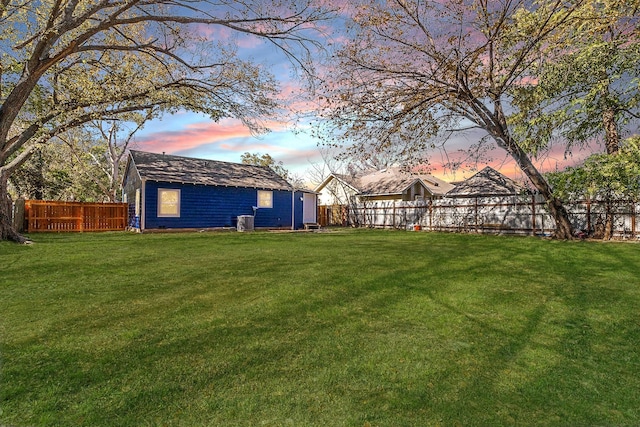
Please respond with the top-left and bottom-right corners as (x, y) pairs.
(291, 187), (295, 230)
(141, 179), (146, 231)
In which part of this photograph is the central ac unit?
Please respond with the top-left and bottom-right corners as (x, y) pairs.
(237, 215), (255, 232)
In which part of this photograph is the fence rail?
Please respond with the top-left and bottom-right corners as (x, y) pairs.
(23, 200), (127, 232)
(319, 196), (639, 239)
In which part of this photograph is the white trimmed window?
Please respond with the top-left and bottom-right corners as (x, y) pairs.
(158, 188), (180, 217)
(257, 190), (273, 208)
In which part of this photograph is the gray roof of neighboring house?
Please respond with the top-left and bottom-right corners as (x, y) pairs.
(319, 167), (455, 197)
(445, 166), (525, 197)
(357, 167), (455, 196)
(128, 150), (293, 191)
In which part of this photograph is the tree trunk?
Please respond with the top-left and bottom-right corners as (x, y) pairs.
(517, 155), (573, 238)
(602, 104), (618, 239)
(542, 196), (572, 239)
(497, 132), (574, 239)
(603, 107), (620, 155)
(0, 170), (30, 243)
(604, 197), (614, 240)
(479, 95), (574, 239)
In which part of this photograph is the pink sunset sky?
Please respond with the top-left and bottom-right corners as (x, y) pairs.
(132, 3), (609, 188)
(134, 110), (601, 187)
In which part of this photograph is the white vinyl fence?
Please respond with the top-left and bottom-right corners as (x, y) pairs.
(324, 195), (639, 238)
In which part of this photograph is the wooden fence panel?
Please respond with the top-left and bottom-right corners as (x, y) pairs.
(24, 200), (127, 232)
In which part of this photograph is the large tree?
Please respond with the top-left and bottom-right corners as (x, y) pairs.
(58, 113), (156, 203)
(8, 145), (74, 200)
(12, 116), (158, 202)
(318, 0), (589, 238)
(240, 151), (305, 187)
(546, 136), (640, 239)
(241, 152), (291, 180)
(512, 0), (640, 156)
(511, 0), (640, 239)
(0, 0), (330, 242)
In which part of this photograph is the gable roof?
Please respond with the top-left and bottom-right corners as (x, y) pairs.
(357, 167), (454, 196)
(315, 167), (454, 197)
(445, 166), (525, 197)
(127, 150), (293, 191)
(314, 173), (360, 194)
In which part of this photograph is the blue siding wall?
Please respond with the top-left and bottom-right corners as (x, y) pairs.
(144, 181), (307, 229)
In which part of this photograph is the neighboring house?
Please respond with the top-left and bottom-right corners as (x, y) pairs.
(314, 167), (455, 227)
(445, 166), (526, 199)
(314, 173), (359, 207)
(315, 167), (455, 205)
(121, 150), (317, 231)
(441, 166), (532, 231)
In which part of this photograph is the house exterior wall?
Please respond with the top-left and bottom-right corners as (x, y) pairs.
(317, 178), (358, 206)
(404, 182), (427, 201)
(135, 180), (306, 230)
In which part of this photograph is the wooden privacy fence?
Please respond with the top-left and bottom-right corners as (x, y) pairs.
(318, 205), (349, 227)
(23, 200), (127, 232)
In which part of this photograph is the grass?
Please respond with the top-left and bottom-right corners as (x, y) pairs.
(1, 229), (640, 426)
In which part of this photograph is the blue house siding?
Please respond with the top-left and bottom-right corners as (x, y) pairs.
(143, 180), (307, 229)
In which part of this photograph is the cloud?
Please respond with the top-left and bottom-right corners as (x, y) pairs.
(134, 117), (291, 154)
(134, 115), (324, 174)
(135, 119), (246, 153)
(192, 23), (265, 49)
(428, 139), (603, 184)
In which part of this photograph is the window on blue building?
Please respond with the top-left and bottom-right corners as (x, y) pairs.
(158, 188), (180, 217)
(257, 190), (273, 208)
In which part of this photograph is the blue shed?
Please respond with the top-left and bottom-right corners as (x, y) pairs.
(121, 150), (317, 231)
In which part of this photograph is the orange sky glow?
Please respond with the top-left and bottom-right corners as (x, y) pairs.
(133, 2), (624, 189)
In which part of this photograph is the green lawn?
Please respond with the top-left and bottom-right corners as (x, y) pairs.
(1, 229), (640, 426)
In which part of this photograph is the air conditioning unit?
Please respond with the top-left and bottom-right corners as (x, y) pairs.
(237, 215), (255, 232)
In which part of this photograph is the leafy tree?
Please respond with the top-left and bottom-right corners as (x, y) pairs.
(547, 137), (640, 238)
(241, 152), (290, 179)
(240, 151), (305, 187)
(317, 0), (592, 238)
(0, 0), (331, 242)
(60, 113), (154, 202)
(8, 147), (69, 200)
(511, 0), (640, 239)
(512, 0), (640, 156)
(9, 137), (122, 202)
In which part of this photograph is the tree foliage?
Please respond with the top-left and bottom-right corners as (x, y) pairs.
(9, 124), (141, 202)
(318, 0), (585, 238)
(0, 0), (331, 242)
(8, 145), (77, 200)
(61, 115), (154, 202)
(547, 136), (640, 239)
(511, 0), (640, 156)
(241, 152), (291, 180)
(547, 137), (640, 202)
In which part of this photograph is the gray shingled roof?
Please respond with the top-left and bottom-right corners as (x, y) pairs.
(328, 167), (455, 197)
(445, 166), (525, 197)
(129, 150), (293, 191)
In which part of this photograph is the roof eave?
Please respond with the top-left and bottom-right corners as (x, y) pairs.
(314, 173), (360, 193)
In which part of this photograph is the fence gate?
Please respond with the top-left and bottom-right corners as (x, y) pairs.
(22, 200), (128, 232)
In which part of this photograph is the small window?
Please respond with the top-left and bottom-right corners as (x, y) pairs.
(257, 190), (273, 208)
(158, 188), (180, 217)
